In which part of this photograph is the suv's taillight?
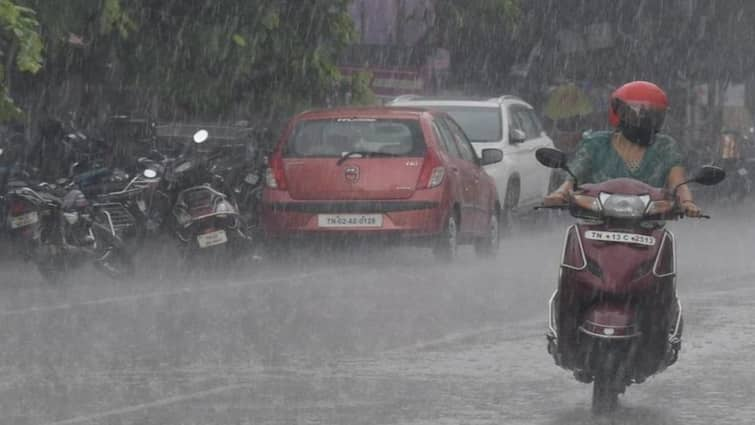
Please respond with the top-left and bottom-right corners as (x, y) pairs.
(416, 151), (445, 189)
(266, 152), (288, 190)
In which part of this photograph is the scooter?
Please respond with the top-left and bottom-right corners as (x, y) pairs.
(155, 129), (250, 264)
(535, 147), (725, 414)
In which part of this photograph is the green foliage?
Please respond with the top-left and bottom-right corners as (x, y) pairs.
(20, 0), (358, 124)
(0, 0), (42, 121)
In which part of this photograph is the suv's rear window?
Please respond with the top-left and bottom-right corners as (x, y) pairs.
(429, 107), (502, 143)
(284, 118), (426, 158)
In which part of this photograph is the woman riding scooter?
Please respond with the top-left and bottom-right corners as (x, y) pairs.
(541, 81), (713, 412)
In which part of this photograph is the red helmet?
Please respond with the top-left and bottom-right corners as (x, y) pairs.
(609, 81), (668, 130)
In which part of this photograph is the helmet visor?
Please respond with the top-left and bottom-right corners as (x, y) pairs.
(614, 100), (666, 132)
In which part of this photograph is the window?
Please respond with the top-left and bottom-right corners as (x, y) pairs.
(510, 106), (540, 141)
(428, 106), (502, 143)
(431, 120), (461, 158)
(441, 117), (477, 163)
(284, 118), (426, 158)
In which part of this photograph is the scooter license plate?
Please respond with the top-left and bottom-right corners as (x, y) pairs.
(584, 230), (656, 246)
(9, 211), (39, 229)
(197, 229), (228, 248)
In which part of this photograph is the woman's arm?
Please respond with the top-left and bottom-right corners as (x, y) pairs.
(667, 165), (701, 216)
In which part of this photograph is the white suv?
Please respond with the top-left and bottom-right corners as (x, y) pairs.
(388, 95), (555, 226)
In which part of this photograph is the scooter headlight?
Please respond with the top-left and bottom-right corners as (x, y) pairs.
(599, 193), (650, 218)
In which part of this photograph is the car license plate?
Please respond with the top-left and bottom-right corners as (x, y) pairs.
(584, 230), (656, 246)
(9, 211), (39, 229)
(197, 229), (228, 248)
(317, 214), (383, 228)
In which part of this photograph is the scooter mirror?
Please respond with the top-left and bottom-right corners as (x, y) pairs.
(143, 168), (158, 179)
(690, 165), (726, 186)
(193, 129), (209, 144)
(535, 148), (568, 169)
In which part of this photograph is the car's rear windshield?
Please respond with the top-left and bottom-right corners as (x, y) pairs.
(284, 118), (426, 158)
(429, 106), (502, 143)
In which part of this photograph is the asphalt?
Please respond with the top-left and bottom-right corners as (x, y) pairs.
(0, 201), (753, 425)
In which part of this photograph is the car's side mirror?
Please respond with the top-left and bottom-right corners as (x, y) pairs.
(510, 128), (527, 145)
(480, 148), (503, 166)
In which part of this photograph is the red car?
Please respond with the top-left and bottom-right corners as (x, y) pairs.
(261, 106), (503, 260)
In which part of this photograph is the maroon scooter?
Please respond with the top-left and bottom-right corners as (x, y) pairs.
(535, 148), (725, 414)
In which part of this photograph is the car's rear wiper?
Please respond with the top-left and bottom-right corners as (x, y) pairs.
(336, 151), (400, 165)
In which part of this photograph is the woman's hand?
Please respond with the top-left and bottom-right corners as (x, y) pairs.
(681, 200), (702, 217)
(544, 189), (570, 206)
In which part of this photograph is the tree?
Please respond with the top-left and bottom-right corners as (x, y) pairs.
(22, 0), (371, 126)
(0, 0), (42, 121)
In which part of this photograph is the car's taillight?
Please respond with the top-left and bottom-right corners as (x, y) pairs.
(266, 152), (288, 190)
(9, 199), (31, 216)
(416, 151), (445, 189)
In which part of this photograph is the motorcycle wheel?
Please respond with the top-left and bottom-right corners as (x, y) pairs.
(591, 352), (622, 415)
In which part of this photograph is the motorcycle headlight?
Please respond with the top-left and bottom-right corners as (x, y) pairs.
(645, 199), (674, 216)
(599, 193), (650, 218)
(572, 194), (602, 212)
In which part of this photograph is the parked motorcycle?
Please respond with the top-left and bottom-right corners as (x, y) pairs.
(152, 129), (251, 264)
(5, 181), (134, 282)
(535, 147), (725, 414)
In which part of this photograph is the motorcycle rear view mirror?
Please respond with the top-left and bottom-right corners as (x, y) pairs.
(689, 165), (726, 186)
(193, 129), (209, 144)
(535, 147), (579, 187)
(535, 148), (567, 169)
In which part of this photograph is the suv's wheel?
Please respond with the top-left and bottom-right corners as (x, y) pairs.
(474, 210), (500, 258)
(433, 213), (458, 262)
(500, 182), (519, 236)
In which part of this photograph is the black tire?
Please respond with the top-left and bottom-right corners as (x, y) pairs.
(474, 210), (500, 258)
(591, 352), (622, 415)
(433, 213), (458, 262)
(500, 182), (518, 237)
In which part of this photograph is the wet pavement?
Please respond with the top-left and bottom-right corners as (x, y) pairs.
(0, 205), (753, 424)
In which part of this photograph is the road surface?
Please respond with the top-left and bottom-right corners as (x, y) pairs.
(0, 205), (753, 424)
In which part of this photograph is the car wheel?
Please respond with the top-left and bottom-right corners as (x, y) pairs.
(474, 210), (500, 258)
(500, 182), (518, 236)
(433, 213), (458, 262)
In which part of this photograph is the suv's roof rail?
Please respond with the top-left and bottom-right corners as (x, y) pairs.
(487, 94), (523, 103)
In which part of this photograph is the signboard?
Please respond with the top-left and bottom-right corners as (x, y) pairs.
(340, 66), (426, 97)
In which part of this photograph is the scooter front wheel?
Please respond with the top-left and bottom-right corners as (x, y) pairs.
(591, 351), (622, 414)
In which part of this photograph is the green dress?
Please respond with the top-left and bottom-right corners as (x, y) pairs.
(568, 130), (684, 188)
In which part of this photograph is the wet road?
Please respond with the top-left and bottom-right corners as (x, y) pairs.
(0, 206), (754, 424)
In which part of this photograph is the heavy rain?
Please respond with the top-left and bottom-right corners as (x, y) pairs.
(0, 1), (753, 424)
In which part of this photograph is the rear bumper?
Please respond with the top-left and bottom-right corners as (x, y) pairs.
(262, 189), (447, 239)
